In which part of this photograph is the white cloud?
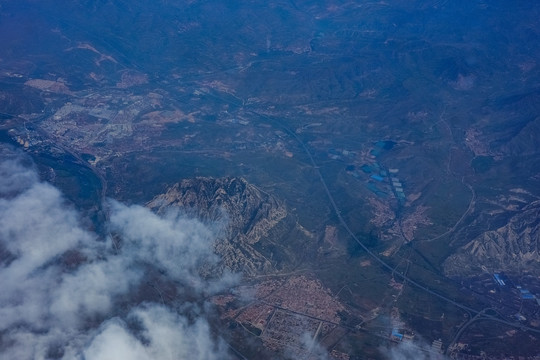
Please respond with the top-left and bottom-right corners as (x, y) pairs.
(300, 332), (330, 360)
(0, 149), (38, 195)
(382, 339), (448, 360)
(83, 319), (149, 360)
(108, 200), (219, 285)
(0, 178), (93, 332)
(49, 256), (144, 329)
(1, 183), (91, 269)
(84, 304), (230, 360)
(0, 150), (234, 359)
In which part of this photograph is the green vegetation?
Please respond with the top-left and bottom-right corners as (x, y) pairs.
(471, 155), (494, 173)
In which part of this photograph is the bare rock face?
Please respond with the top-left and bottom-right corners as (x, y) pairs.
(147, 177), (306, 276)
(444, 200), (540, 276)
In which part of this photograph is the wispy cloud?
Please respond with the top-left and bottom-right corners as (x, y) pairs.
(381, 338), (448, 360)
(0, 148), (235, 359)
(83, 304), (229, 360)
(0, 149), (38, 196)
(300, 332), (330, 360)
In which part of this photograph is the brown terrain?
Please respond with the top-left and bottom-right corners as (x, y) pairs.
(147, 177), (312, 276)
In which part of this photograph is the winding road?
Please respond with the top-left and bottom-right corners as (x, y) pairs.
(252, 112), (540, 338)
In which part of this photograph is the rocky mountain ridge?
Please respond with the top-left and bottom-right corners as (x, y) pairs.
(147, 177), (311, 276)
(444, 199), (540, 276)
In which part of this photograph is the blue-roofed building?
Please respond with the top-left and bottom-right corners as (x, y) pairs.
(493, 273), (505, 286)
(391, 329), (404, 341)
(371, 174), (384, 182)
(518, 288), (535, 299)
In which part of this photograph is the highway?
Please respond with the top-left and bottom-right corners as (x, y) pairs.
(255, 112), (540, 337)
(445, 308), (491, 356)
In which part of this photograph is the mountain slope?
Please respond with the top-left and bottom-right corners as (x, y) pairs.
(147, 177), (312, 276)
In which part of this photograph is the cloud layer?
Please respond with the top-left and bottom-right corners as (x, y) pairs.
(381, 338), (449, 360)
(83, 304), (229, 360)
(0, 149), (233, 359)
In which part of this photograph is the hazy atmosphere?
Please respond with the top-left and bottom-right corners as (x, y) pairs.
(1, 1), (539, 359)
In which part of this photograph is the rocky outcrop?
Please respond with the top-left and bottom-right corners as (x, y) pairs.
(444, 200), (540, 276)
(147, 177), (307, 276)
